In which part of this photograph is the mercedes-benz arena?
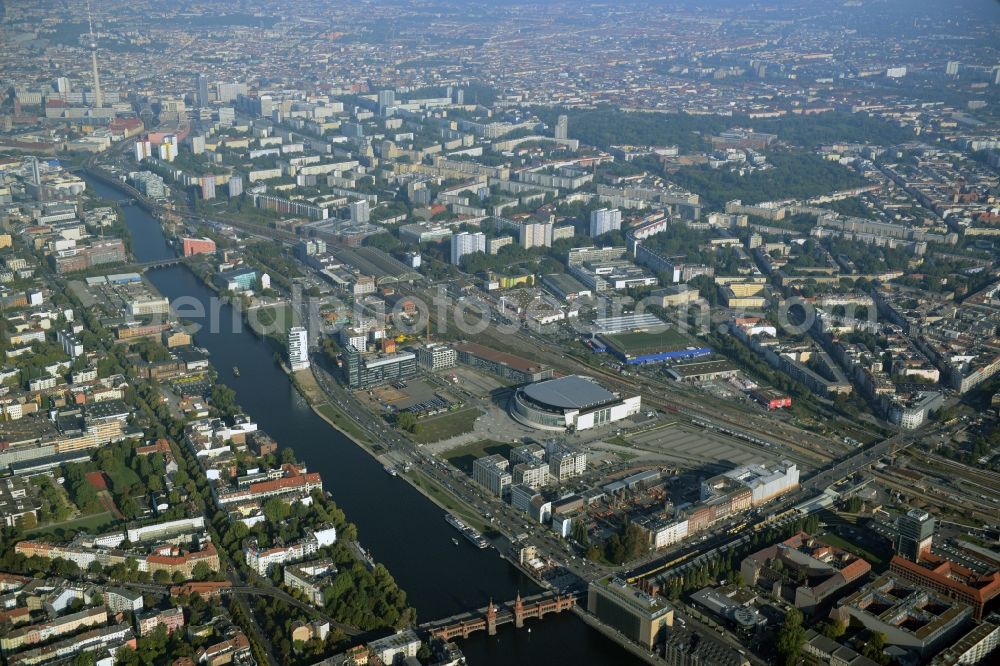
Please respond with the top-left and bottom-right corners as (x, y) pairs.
(510, 375), (641, 431)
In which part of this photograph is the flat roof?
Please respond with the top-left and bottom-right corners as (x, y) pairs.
(543, 272), (589, 292)
(593, 312), (664, 334)
(455, 342), (548, 373)
(668, 358), (737, 377)
(521, 375), (616, 410)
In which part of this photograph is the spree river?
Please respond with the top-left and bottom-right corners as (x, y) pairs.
(88, 177), (643, 665)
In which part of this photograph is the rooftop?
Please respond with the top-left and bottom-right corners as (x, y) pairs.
(521, 375), (617, 410)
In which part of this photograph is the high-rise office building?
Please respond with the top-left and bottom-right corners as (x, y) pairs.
(197, 73), (210, 106)
(896, 508), (935, 561)
(450, 232), (486, 265)
(25, 156), (43, 201)
(201, 178), (216, 200)
(28, 156), (41, 187)
(342, 122), (364, 139)
(288, 327), (310, 371)
(589, 208), (622, 237)
(135, 139), (152, 162)
(158, 135), (178, 162)
(378, 89), (395, 115)
(343, 345), (416, 389)
(554, 114), (568, 140)
(191, 135), (205, 155)
(216, 82), (248, 104)
(349, 200), (370, 223)
(519, 221), (553, 249)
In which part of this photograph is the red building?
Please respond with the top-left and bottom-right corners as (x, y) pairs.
(750, 388), (792, 410)
(109, 117), (145, 140)
(182, 237), (217, 257)
(889, 554), (1000, 621)
(170, 581), (232, 601)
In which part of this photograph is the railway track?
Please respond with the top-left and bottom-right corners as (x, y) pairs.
(921, 453), (1000, 490)
(874, 470), (997, 526)
(545, 348), (837, 465)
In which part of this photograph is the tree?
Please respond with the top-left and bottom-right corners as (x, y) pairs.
(819, 619), (846, 639)
(571, 521), (590, 548)
(210, 384), (239, 417)
(263, 497), (291, 524)
(776, 608), (806, 666)
(396, 411), (418, 433)
(191, 561), (214, 581)
(862, 632), (889, 665)
(16, 513), (37, 529)
(69, 652), (97, 666)
(224, 521), (250, 550)
(622, 523), (649, 560)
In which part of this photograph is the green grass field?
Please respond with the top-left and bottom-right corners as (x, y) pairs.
(103, 462), (141, 492)
(25, 511), (117, 540)
(444, 440), (513, 475)
(317, 403), (372, 444)
(816, 531), (886, 567)
(409, 408), (481, 444)
(404, 469), (495, 535)
(817, 511), (894, 568)
(602, 327), (693, 357)
(248, 304), (296, 340)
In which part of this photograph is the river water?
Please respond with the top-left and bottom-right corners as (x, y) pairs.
(87, 177), (642, 665)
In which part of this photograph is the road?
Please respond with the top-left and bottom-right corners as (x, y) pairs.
(307, 327), (951, 592)
(308, 357), (609, 586)
(401, 283), (851, 466)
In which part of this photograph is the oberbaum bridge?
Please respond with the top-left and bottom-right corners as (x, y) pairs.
(419, 591), (578, 640)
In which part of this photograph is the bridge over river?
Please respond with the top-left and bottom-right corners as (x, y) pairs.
(419, 591), (579, 641)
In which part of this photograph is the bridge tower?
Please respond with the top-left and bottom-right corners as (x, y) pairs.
(486, 599), (497, 636)
(514, 592), (524, 628)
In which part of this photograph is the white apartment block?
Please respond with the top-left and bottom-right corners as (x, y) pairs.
(548, 448), (587, 482)
(589, 208), (622, 237)
(472, 454), (512, 497)
(450, 232), (486, 265)
(288, 326), (310, 371)
(416, 343), (457, 371)
(513, 461), (549, 488)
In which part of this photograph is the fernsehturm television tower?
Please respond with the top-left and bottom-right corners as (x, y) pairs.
(87, 1), (103, 108)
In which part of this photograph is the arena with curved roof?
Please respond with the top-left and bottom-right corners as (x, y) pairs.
(510, 375), (641, 432)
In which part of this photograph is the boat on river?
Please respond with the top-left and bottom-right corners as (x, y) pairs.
(445, 513), (489, 548)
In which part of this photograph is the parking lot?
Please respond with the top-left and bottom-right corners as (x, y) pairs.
(449, 366), (507, 399)
(367, 378), (454, 413)
(625, 423), (780, 470)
